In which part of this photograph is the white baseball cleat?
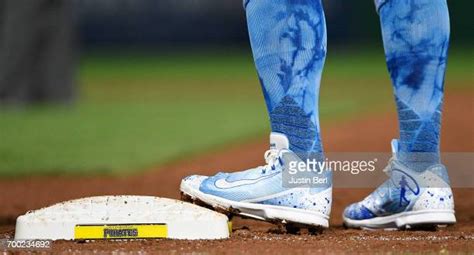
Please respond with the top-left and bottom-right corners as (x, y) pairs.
(343, 140), (456, 230)
(181, 132), (332, 230)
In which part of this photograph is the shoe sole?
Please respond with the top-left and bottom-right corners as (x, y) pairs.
(343, 210), (456, 230)
(180, 181), (329, 230)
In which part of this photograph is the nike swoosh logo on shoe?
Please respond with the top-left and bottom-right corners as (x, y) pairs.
(214, 172), (279, 189)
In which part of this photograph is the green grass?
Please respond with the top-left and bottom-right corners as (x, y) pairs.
(0, 47), (472, 176)
(0, 101), (267, 175)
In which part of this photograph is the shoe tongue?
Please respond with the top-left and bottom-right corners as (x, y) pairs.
(270, 132), (289, 150)
(391, 139), (399, 159)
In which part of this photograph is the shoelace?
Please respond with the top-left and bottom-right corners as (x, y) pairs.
(261, 149), (283, 174)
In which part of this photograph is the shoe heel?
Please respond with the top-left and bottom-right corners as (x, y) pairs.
(412, 187), (454, 211)
(395, 210), (456, 229)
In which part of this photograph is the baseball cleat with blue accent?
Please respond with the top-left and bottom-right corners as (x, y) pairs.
(343, 140), (456, 230)
(180, 133), (332, 229)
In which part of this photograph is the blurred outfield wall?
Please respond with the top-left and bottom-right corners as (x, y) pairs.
(74, 0), (473, 48)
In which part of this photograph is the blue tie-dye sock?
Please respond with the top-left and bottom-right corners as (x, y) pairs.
(377, 0), (450, 171)
(245, 0), (326, 158)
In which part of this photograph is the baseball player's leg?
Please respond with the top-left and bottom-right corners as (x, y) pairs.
(181, 0), (331, 228)
(380, 0), (449, 169)
(343, 0), (455, 229)
(245, 0), (326, 157)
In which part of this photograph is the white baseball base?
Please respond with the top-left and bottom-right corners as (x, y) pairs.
(14, 196), (230, 240)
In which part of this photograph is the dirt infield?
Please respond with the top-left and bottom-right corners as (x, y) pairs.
(1, 92), (473, 254)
